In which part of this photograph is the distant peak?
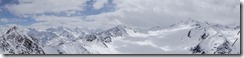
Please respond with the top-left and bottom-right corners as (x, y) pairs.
(115, 25), (126, 28)
(179, 19), (201, 24)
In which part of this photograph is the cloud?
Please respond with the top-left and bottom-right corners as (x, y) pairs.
(108, 0), (240, 28)
(5, 0), (87, 17)
(28, 15), (121, 31)
(2, 0), (120, 30)
(1, 0), (240, 30)
(93, 0), (108, 9)
(0, 18), (27, 23)
(0, 18), (10, 22)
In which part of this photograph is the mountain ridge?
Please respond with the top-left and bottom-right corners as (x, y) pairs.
(0, 19), (240, 54)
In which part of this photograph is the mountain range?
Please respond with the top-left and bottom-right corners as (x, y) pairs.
(0, 20), (240, 54)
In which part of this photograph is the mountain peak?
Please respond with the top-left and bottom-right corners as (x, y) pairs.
(114, 25), (126, 29)
(178, 19), (202, 25)
(0, 26), (45, 54)
(6, 26), (19, 34)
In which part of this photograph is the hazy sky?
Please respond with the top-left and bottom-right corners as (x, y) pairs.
(0, 0), (240, 30)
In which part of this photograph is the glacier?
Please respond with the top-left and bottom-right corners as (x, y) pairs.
(0, 20), (240, 54)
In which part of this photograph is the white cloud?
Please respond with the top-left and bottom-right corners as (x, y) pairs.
(5, 0), (87, 17)
(3, 0), (240, 30)
(109, 0), (240, 27)
(0, 18), (27, 23)
(28, 15), (121, 31)
(0, 18), (9, 22)
(4, 0), (122, 30)
(93, 0), (108, 9)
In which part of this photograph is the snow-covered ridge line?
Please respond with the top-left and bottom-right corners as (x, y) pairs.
(0, 19), (240, 54)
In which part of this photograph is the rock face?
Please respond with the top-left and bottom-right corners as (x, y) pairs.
(0, 26), (45, 54)
(181, 20), (240, 54)
(96, 25), (128, 43)
(214, 40), (232, 54)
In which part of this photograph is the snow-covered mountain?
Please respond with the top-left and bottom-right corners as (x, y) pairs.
(0, 26), (45, 54)
(0, 20), (240, 54)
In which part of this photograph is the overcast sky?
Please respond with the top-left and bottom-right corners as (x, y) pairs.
(0, 0), (240, 30)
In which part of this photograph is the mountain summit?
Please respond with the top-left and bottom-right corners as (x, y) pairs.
(0, 26), (45, 54)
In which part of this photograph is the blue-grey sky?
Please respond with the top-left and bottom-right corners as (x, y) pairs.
(0, 0), (115, 25)
(0, 0), (240, 30)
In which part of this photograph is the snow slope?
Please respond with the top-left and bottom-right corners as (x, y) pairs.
(0, 20), (240, 54)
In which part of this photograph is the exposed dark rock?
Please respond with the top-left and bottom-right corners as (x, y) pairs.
(201, 33), (209, 40)
(214, 40), (232, 54)
(0, 26), (45, 54)
(187, 30), (191, 38)
(85, 35), (97, 42)
(190, 44), (203, 54)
